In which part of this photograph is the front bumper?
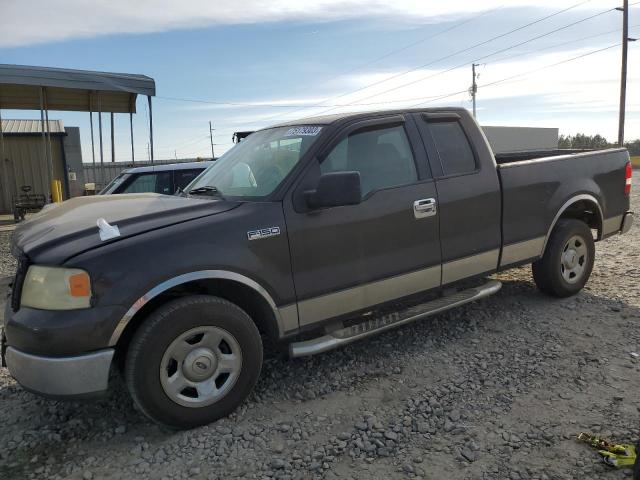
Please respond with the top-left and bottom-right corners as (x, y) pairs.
(4, 299), (126, 356)
(4, 346), (114, 398)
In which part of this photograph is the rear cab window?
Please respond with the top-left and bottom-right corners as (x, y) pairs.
(121, 172), (173, 194)
(174, 169), (205, 191)
(428, 121), (477, 176)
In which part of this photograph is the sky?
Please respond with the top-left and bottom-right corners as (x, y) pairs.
(0, 0), (638, 161)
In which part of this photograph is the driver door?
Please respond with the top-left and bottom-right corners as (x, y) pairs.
(284, 115), (442, 327)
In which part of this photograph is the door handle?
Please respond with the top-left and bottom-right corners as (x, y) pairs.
(413, 198), (437, 218)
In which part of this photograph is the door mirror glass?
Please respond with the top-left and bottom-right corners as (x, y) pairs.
(305, 171), (361, 209)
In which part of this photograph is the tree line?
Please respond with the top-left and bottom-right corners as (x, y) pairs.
(559, 134), (640, 155)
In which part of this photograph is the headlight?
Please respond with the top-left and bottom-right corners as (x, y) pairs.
(21, 266), (92, 310)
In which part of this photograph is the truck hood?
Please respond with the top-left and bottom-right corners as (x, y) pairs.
(12, 194), (240, 264)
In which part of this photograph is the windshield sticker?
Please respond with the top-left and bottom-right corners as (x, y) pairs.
(285, 126), (322, 137)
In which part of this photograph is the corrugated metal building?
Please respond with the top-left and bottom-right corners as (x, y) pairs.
(0, 119), (84, 213)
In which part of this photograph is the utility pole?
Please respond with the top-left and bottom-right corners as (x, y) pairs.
(209, 121), (215, 160)
(110, 112), (115, 163)
(616, 0), (636, 146)
(470, 63), (479, 118)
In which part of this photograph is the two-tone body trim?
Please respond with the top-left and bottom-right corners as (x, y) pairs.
(542, 194), (603, 254)
(602, 214), (624, 237)
(109, 270), (297, 345)
(296, 248), (501, 326)
(290, 280), (502, 357)
(442, 249), (499, 285)
(500, 194), (606, 268)
(297, 265), (441, 327)
(500, 237), (545, 268)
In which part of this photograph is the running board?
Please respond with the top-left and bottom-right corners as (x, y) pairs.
(289, 280), (502, 358)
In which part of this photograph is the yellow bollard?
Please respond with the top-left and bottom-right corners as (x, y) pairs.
(51, 179), (63, 203)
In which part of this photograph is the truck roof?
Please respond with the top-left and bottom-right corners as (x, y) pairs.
(121, 161), (213, 174)
(271, 107), (468, 128)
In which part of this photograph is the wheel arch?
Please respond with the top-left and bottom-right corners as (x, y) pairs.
(109, 271), (297, 360)
(542, 194), (603, 255)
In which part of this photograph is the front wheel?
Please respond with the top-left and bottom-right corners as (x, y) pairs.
(532, 219), (595, 297)
(125, 295), (263, 429)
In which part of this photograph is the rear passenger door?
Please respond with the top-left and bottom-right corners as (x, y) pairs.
(414, 112), (501, 285)
(284, 115), (442, 327)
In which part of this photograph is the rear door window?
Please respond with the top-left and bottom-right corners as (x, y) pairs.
(174, 169), (205, 192)
(121, 172), (173, 194)
(428, 121), (477, 176)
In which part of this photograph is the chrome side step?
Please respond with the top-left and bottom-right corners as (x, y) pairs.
(289, 280), (502, 358)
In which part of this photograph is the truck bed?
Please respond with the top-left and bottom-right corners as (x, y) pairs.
(496, 147), (630, 267)
(495, 149), (594, 164)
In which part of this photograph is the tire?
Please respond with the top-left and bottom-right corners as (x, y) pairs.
(532, 219), (595, 298)
(125, 295), (263, 429)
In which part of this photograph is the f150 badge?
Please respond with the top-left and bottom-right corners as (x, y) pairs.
(247, 227), (281, 241)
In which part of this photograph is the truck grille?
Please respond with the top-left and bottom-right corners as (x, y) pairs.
(10, 255), (29, 312)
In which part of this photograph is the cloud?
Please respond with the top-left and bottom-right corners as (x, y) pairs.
(197, 44), (638, 141)
(0, 0), (602, 48)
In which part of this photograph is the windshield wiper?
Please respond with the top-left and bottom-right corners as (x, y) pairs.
(188, 185), (224, 198)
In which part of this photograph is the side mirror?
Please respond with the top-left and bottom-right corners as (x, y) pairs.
(305, 171), (361, 209)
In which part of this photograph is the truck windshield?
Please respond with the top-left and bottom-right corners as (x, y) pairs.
(187, 126), (322, 198)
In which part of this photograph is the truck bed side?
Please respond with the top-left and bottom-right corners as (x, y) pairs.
(497, 148), (630, 268)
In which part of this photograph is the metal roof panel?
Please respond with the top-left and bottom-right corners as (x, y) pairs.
(1, 119), (65, 134)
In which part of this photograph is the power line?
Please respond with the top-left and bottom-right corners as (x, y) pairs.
(345, 24), (639, 107)
(154, 8), (504, 113)
(199, 41), (616, 133)
(154, 19), (633, 115)
(410, 42), (621, 107)
(166, 134), (209, 150)
(154, 1), (604, 121)
(336, 6), (506, 78)
(276, 0), (594, 119)
(210, 33), (633, 117)
(158, 88), (495, 110)
(155, 1), (640, 144)
(390, 24), (640, 106)
(313, 1), (615, 115)
(204, 33), (622, 131)
(490, 24), (636, 63)
(252, 6), (507, 124)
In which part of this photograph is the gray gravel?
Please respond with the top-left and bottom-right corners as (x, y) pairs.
(0, 231), (17, 277)
(0, 176), (639, 480)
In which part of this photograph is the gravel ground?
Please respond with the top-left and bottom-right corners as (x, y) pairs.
(0, 231), (17, 277)
(0, 178), (639, 480)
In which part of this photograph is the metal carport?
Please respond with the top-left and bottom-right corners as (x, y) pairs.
(0, 64), (156, 202)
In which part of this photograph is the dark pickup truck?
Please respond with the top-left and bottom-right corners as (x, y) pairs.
(2, 108), (633, 428)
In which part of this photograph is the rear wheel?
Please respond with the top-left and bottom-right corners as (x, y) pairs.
(532, 219), (595, 297)
(125, 295), (262, 429)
